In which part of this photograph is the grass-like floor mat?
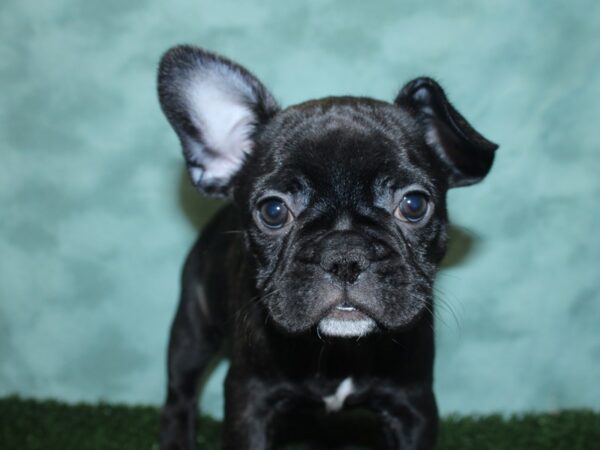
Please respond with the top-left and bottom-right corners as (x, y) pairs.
(1, 396), (599, 449)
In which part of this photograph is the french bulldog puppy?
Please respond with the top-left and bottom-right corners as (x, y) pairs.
(157, 46), (497, 450)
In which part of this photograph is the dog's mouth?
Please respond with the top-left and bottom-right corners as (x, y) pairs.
(329, 303), (364, 319)
(317, 301), (377, 338)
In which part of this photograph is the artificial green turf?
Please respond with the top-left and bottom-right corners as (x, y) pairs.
(1, 396), (599, 449)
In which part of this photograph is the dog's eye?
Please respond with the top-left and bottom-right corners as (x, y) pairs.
(395, 192), (429, 223)
(257, 198), (291, 229)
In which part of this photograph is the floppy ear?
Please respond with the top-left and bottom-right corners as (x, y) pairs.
(158, 46), (280, 196)
(395, 77), (498, 188)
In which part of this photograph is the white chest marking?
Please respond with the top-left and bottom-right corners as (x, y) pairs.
(323, 377), (355, 412)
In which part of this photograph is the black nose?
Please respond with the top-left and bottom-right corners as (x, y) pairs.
(319, 233), (371, 284)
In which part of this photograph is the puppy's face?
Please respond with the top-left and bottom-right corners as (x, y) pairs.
(237, 100), (448, 336)
(158, 47), (497, 337)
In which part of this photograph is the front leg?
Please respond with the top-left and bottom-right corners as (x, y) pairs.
(159, 287), (222, 450)
(368, 383), (438, 450)
(222, 372), (294, 450)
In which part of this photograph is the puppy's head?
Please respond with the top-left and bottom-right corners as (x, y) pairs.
(158, 46), (497, 338)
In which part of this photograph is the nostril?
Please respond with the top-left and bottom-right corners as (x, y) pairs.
(331, 262), (341, 277)
(317, 231), (372, 283)
(348, 261), (361, 281)
(321, 255), (368, 284)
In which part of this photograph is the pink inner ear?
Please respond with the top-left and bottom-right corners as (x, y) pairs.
(183, 70), (257, 186)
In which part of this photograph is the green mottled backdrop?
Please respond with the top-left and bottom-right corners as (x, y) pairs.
(1, 0), (599, 418)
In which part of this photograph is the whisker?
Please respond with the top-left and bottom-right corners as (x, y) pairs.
(220, 230), (245, 235)
(233, 288), (280, 322)
(409, 292), (446, 332)
(432, 285), (464, 332)
(316, 325), (324, 342)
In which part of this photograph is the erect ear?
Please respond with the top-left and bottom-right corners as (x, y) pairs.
(158, 46), (280, 196)
(395, 77), (498, 188)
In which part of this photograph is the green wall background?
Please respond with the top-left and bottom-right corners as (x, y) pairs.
(1, 0), (599, 418)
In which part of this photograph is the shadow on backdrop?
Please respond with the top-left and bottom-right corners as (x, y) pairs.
(442, 226), (479, 269)
(177, 169), (226, 230)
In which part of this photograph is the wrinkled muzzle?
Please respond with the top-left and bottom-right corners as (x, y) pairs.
(265, 229), (430, 337)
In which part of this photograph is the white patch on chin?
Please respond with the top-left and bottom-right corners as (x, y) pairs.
(323, 377), (355, 412)
(318, 317), (376, 337)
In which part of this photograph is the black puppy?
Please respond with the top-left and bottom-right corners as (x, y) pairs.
(157, 46), (497, 450)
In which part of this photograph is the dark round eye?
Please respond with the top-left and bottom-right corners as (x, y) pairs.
(258, 198), (290, 229)
(395, 192), (429, 223)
